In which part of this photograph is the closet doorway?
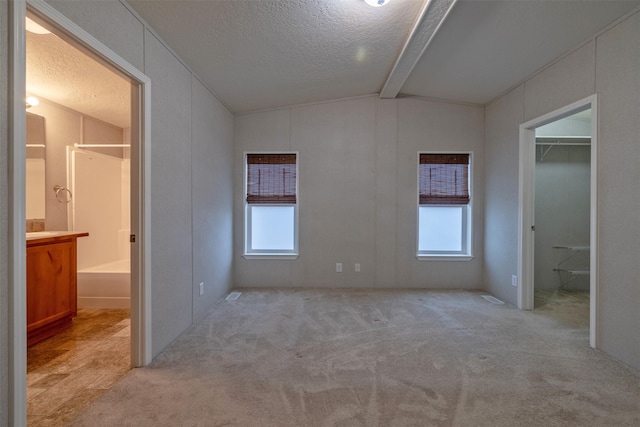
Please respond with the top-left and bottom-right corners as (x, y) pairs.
(518, 95), (598, 348)
(533, 110), (591, 324)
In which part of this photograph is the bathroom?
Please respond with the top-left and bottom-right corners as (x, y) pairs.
(25, 14), (134, 422)
(25, 15), (132, 310)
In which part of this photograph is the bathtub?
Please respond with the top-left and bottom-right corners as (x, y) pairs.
(77, 259), (130, 309)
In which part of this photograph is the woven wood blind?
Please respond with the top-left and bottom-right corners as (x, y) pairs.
(419, 153), (470, 205)
(246, 154), (297, 204)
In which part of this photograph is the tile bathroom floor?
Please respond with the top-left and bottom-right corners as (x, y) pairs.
(27, 309), (131, 427)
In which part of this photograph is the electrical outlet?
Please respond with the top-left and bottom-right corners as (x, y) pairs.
(336, 263), (342, 273)
(199, 282), (204, 295)
(355, 263), (360, 272)
(511, 275), (518, 287)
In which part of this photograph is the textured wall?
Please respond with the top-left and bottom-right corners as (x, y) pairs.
(144, 29), (194, 355)
(484, 11), (640, 369)
(594, 11), (640, 370)
(234, 96), (485, 289)
(483, 85), (523, 305)
(191, 76), (234, 320)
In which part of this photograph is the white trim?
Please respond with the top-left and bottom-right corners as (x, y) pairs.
(589, 98), (598, 349)
(10, 1), (154, 421)
(417, 255), (475, 262)
(517, 94), (598, 349)
(242, 254), (300, 260)
(8, 2), (27, 425)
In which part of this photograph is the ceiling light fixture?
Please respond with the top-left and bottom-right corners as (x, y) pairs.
(364, 0), (391, 7)
(25, 16), (51, 35)
(26, 96), (40, 109)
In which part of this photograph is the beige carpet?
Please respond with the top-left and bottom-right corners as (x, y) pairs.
(68, 289), (640, 426)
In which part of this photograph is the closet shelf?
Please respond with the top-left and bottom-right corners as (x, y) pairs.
(553, 245), (590, 289)
(552, 245), (589, 251)
(553, 267), (590, 275)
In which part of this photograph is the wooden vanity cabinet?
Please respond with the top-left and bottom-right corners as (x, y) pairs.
(26, 232), (88, 346)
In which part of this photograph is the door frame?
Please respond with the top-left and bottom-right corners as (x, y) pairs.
(9, 1), (152, 424)
(517, 94), (598, 348)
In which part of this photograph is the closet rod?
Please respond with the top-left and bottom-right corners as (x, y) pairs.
(535, 141), (590, 146)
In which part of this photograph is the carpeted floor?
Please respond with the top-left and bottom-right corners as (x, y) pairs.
(68, 289), (640, 426)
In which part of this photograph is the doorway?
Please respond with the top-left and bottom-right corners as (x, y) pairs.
(518, 95), (598, 348)
(533, 110), (591, 327)
(25, 14), (133, 421)
(9, 2), (151, 424)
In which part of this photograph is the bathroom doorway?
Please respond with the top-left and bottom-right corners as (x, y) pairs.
(24, 10), (133, 423)
(518, 95), (598, 348)
(9, 2), (151, 424)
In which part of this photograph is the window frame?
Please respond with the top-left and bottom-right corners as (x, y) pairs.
(243, 151), (299, 259)
(416, 151), (473, 261)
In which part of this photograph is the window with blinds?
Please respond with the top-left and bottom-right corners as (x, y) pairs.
(419, 153), (470, 205)
(245, 153), (298, 256)
(246, 154), (297, 204)
(418, 152), (472, 257)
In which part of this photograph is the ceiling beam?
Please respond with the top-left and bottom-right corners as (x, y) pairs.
(379, 0), (458, 99)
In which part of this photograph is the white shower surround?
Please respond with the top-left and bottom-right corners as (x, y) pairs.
(77, 258), (130, 309)
(70, 147), (131, 308)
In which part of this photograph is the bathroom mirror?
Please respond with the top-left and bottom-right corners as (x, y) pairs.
(26, 112), (46, 219)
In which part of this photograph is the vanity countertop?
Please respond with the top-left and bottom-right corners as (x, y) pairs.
(26, 231), (89, 245)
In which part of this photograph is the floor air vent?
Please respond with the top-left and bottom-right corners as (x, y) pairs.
(481, 295), (504, 305)
(225, 291), (242, 301)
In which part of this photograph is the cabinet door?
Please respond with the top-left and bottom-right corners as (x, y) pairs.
(26, 240), (76, 330)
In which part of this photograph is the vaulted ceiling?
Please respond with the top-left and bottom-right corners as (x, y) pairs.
(127, 0), (639, 113)
(26, 0), (640, 126)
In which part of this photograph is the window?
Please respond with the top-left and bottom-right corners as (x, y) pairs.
(245, 153), (298, 256)
(418, 153), (471, 258)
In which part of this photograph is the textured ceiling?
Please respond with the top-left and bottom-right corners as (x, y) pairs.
(26, 0), (639, 123)
(127, 0), (424, 113)
(26, 30), (131, 128)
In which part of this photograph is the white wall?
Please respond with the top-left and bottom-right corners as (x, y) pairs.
(234, 96), (484, 289)
(594, 11), (640, 370)
(484, 12), (640, 369)
(191, 77), (235, 320)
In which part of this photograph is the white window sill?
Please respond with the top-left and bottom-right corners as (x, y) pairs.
(417, 255), (474, 262)
(243, 254), (299, 260)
